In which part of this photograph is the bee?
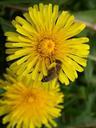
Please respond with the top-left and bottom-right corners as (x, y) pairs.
(41, 60), (62, 82)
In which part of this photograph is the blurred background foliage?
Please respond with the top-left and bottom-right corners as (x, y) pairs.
(0, 0), (96, 128)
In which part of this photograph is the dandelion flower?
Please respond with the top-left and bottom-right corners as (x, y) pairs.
(5, 3), (89, 85)
(0, 69), (64, 128)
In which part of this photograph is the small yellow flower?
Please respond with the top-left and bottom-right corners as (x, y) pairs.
(5, 3), (89, 85)
(0, 69), (64, 128)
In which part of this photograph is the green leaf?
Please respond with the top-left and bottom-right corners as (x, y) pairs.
(0, 0), (40, 4)
(84, 59), (94, 84)
(0, 17), (15, 32)
(68, 93), (96, 126)
(74, 10), (96, 23)
(0, 88), (6, 94)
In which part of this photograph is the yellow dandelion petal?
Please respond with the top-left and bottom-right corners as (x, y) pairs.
(18, 35), (32, 43)
(22, 56), (39, 75)
(0, 69), (64, 128)
(31, 60), (40, 80)
(59, 70), (69, 85)
(23, 12), (33, 24)
(15, 16), (37, 35)
(5, 3), (90, 85)
(5, 31), (19, 37)
(55, 11), (70, 30)
(42, 59), (47, 76)
(52, 5), (59, 25)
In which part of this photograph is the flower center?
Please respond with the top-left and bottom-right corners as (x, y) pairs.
(27, 95), (34, 103)
(22, 88), (47, 107)
(24, 93), (34, 103)
(23, 89), (43, 104)
(37, 38), (55, 57)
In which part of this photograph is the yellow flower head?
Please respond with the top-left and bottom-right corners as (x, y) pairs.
(5, 3), (89, 85)
(0, 69), (64, 128)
